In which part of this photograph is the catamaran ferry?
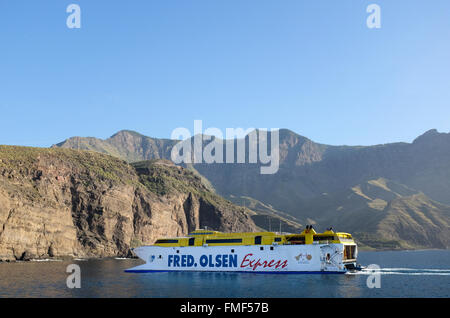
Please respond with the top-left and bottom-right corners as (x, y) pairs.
(126, 225), (359, 274)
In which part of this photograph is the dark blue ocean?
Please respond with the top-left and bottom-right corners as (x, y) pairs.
(0, 250), (449, 297)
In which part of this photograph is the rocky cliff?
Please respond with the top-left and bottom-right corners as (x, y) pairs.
(0, 146), (256, 261)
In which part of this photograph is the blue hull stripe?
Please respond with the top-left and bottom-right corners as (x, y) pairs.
(124, 269), (346, 274)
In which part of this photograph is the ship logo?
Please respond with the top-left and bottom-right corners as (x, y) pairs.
(295, 253), (312, 263)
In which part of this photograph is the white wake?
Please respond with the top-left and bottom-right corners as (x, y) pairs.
(347, 267), (450, 276)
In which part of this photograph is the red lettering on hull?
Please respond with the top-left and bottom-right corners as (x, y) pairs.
(240, 253), (288, 271)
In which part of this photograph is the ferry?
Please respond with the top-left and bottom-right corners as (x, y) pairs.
(126, 225), (359, 274)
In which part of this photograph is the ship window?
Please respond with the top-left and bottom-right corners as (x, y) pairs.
(260, 247), (264, 251)
(286, 236), (305, 244)
(270, 246), (274, 251)
(231, 249), (235, 253)
(188, 232), (214, 235)
(313, 235), (336, 242)
(158, 255), (162, 259)
(344, 245), (356, 260)
(155, 239), (179, 244)
(205, 239), (243, 244)
(274, 237), (281, 242)
(189, 238), (195, 246)
(176, 250), (180, 253)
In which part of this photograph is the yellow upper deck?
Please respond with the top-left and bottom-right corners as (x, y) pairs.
(153, 228), (355, 247)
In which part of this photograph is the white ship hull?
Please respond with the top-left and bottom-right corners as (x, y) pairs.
(125, 243), (357, 274)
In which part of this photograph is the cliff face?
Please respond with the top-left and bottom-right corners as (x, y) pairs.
(0, 146), (256, 261)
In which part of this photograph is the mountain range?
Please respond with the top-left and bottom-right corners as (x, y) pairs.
(53, 128), (450, 250)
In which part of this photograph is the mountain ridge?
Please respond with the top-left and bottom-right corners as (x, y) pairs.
(52, 128), (450, 250)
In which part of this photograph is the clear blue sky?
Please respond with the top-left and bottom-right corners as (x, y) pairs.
(1, 0), (449, 147)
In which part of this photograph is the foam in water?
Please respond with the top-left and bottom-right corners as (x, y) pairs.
(347, 267), (450, 276)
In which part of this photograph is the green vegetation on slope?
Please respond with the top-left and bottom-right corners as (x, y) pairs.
(0, 145), (136, 185)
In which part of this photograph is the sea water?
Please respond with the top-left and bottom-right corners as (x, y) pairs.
(0, 250), (449, 297)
